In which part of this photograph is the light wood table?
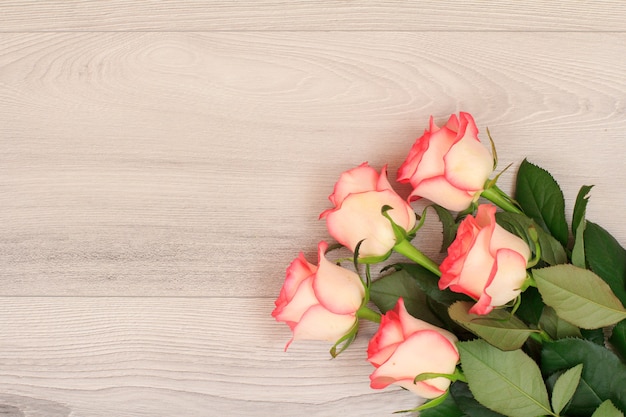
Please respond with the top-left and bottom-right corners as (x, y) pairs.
(1, 2), (625, 416)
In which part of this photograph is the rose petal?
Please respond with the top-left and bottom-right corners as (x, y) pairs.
(444, 113), (460, 132)
(376, 165), (393, 192)
(292, 305), (357, 343)
(395, 298), (458, 345)
(407, 127), (457, 186)
(367, 311), (404, 366)
(449, 226), (495, 298)
(490, 223), (531, 261)
(444, 130), (492, 192)
(397, 129), (430, 182)
(327, 162), (378, 207)
(408, 176), (475, 211)
(439, 217), (479, 289)
(281, 253), (317, 301)
(485, 248), (528, 306)
(369, 330), (459, 398)
(272, 275), (317, 323)
(314, 245), (364, 315)
(325, 190), (401, 257)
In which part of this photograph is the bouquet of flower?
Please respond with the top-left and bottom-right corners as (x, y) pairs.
(272, 112), (626, 417)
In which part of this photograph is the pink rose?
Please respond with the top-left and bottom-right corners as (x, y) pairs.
(397, 112), (493, 211)
(439, 204), (531, 315)
(367, 298), (459, 399)
(320, 163), (416, 258)
(272, 241), (365, 349)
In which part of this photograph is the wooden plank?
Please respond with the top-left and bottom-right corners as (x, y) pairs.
(0, 297), (414, 417)
(0, 1), (626, 32)
(1, 32), (625, 296)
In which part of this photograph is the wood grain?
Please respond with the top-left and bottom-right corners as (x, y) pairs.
(0, 297), (415, 417)
(2, 3), (626, 416)
(1, 32), (625, 296)
(1, 1), (626, 32)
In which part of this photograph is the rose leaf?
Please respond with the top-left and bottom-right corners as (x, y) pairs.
(449, 301), (534, 351)
(572, 184), (593, 237)
(584, 221), (626, 306)
(533, 265), (626, 329)
(591, 400), (625, 417)
(542, 338), (626, 415)
(458, 339), (552, 417)
(550, 364), (583, 415)
(609, 319), (626, 361)
(514, 159), (568, 247)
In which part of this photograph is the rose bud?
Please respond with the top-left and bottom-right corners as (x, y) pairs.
(439, 204), (531, 315)
(397, 112), (493, 211)
(320, 163), (416, 259)
(272, 241), (365, 350)
(367, 298), (459, 399)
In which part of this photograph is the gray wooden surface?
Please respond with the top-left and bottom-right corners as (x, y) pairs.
(1, 2), (625, 416)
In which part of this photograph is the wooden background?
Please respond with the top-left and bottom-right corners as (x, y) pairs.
(1, 2), (625, 416)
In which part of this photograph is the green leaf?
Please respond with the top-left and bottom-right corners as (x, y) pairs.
(551, 364), (583, 415)
(369, 269), (444, 327)
(572, 185), (593, 237)
(496, 212), (567, 266)
(515, 159), (569, 247)
(432, 204), (459, 252)
(585, 221), (626, 306)
(450, 382), (506, 417)
(458, 339), (552, 417)
(515, 286), (544, 325)
(610, 319), (626, 360)
(420, 389), (466, 417)
(395, 263), (472, 306)
(539, 306), (582, 340)
(542, 338), (626, 415)
(533, 265), (626, 329)
(449, 301), (534, 351)
(581, 328), (606, 346)
(571, 218), (586, 268)
(592, 400), (625, 417)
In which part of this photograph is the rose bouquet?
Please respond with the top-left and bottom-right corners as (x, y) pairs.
(272, 112), (626, 417)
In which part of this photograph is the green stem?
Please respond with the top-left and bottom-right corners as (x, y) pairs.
(481, 187), (523, 214)
(529, 329), (554, 344)
(357, 305), (381, 323)
(394, 239), (441, 277)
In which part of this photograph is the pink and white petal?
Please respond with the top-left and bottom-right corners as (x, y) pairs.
(397, 131), (429, 182)
(315, 249), (364, 315)
(395, 299), (458, 343)
(368, 342), (402, 368)
(397, 378), (449, 399)
(281, 253), (317, 300)
(384, 192), (417, 231)
(443, 113), (460, 132)
(408, 129), (456, 185)
(372, 311), (404, 348)
(490, 224), (531, 261)
(475, 204), (497, 228)
(326, 191), (398, 257)
(272, 276), (318, 323)
(439, 218), (479, 289)
(485, 248), (528, 307)
(469, 294), (495, 315)
(292, 306), (357, 342)
(450, 228), (495, 298)
(376, 165), (393, 192)
(444, 135), (493, 191)
(370, 331), (458, 396)
(328, 162), (378, 206)
(410, 176), (475, 211)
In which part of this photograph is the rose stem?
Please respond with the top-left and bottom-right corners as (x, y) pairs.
(393, 239), (441, 277)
